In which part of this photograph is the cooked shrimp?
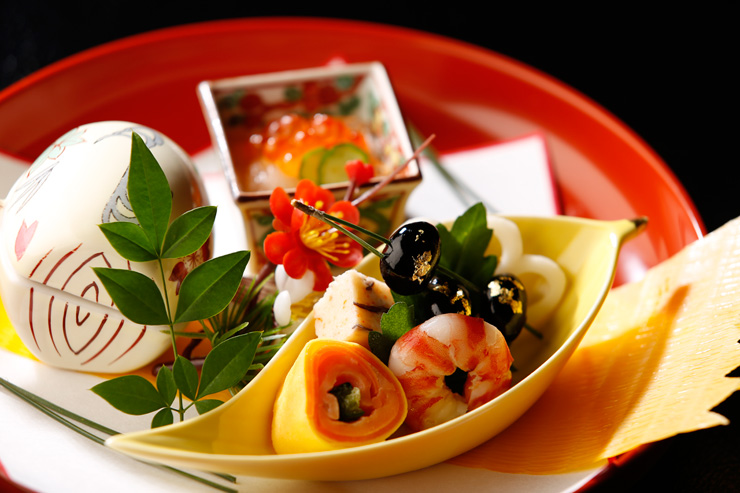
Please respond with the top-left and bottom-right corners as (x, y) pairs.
(387, 313), (513, 431)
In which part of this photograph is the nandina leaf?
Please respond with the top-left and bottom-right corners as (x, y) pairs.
(173, 355), (199, 401)
(155, 365), (177, 406)
(91, 375), (165, 415)
(197, 332), (261, 398)
(128, 132), (172, 254)
(98, 222), (157, 262)
(93, 267), (169, 325)
(161, 206), (217, 259)
(194, 399), (223, 415)
(151, 408), (174, 428)
(174, 250), (250, 323)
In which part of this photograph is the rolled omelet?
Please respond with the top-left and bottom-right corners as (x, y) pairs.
(272, 339), (407, 453)
(313, 270), (394, 348)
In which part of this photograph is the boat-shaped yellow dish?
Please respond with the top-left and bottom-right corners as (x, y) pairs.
(106, 215), (646, 481)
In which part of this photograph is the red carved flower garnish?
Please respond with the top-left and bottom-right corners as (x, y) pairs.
(344, 159), (374, 186)
(264, 179), (363, 291)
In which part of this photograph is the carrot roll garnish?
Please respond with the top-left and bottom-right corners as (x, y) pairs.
(272, 339), (407, 453)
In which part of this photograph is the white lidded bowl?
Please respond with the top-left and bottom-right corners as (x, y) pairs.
(0, 121), (208, 373)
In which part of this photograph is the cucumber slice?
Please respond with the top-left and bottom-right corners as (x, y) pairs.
(299, 147), (328, 182)
(318, 143), (370, 185)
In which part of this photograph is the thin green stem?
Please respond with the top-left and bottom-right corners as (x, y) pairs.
(436, 265), (480, 294)
(292, 200), (386, 258)
(2, 378), (105, 443)
(525, 324), (544, 339)
(292, 199), (389, 246)
(0, 377), (237, 491)
(294, 200), (480, 294)
(0, 377), (119, 436)
(407, 124), (498, 214)
(171, 331), (209, 339)
(157, 258), (185, 422)
(157, 258), (177, 354)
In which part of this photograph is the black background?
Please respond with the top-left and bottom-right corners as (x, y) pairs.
(1, 2), (738, 492)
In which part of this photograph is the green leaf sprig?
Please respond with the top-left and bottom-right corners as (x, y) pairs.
(436, 202), (498, 289)
(91, 132), (257, 426)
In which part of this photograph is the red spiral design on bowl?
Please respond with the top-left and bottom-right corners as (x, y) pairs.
(26, 245), (148, 367)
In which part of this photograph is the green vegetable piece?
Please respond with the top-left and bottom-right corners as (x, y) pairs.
(318, 143), (369, 184)
(369, 302), (416, 364)
(91, 375), (165, 415)
(329, 382), (364, 422)
(367, 331), (394, 366)
(92, 268), (169, 326)
(298, 147), (327, 182)
(380, 302), (415, 341)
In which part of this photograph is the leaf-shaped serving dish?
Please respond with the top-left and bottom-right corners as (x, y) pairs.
(106, 214), (646, 481)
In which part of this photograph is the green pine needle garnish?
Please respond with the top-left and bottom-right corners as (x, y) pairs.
(0, 376), (237, 492)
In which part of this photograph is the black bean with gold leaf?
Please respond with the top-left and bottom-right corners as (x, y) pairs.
(481, 274), (527, 343)
(379, 221), (441, 295)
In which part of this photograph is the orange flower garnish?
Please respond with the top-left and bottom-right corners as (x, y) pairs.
(263, 179), (364, 291)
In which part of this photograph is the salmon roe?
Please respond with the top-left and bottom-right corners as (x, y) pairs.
(261, 113), (369, 178)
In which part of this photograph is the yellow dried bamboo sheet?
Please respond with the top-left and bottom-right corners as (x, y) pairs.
(449, 217), (740, 474)
(2, 218), (740, 476)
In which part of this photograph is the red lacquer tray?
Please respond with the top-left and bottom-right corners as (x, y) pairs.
(0, 17), (703, 492)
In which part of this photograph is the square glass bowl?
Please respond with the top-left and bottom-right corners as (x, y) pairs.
(197, 62), (421, 272)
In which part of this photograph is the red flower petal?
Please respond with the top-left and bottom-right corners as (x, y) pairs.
(263, 231), (295, 265)
(328, 200), (361, 225)
(283, 247), (309, 280)
(308, 256), (335, 291)
(296, 179), (334, 211)
(344, 159), (374, 186)
(331, 242), (365, 268)
(269, 187), (293, 230)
